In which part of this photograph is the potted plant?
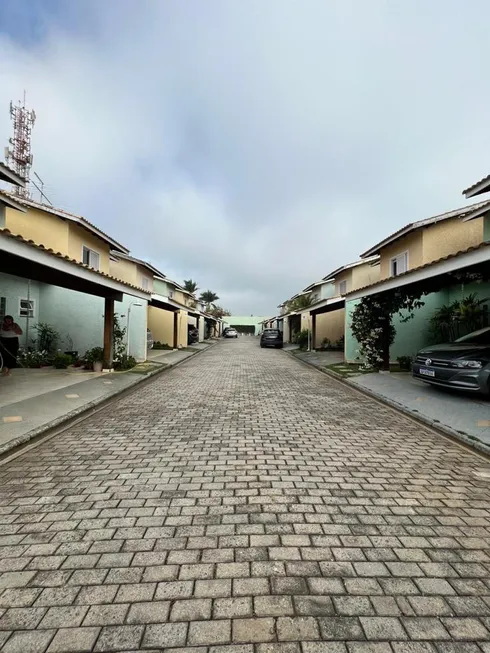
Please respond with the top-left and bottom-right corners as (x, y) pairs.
(84, 346), (104, 372)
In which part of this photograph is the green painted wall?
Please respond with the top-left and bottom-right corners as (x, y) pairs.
(345, 282), (490, 363)
(484, 214), (490, 242)
(223, 316), (268, 336)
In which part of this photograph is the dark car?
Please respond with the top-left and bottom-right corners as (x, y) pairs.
(260, 328), (283, 349)
(412, 326), (490, 395)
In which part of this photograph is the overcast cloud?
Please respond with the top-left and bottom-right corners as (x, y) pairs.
(1, 0), (490, 314)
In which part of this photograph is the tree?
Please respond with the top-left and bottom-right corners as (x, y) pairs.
(200, 290), (219, 307)
(207, 305), (231, 319)
(288, 294), (313, 312)
(183, 279), (199, 294)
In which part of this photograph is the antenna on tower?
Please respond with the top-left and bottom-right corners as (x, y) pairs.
(5, 92), (36, 198)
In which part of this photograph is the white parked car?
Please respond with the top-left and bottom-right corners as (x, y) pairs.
(224, 328), (238, 338)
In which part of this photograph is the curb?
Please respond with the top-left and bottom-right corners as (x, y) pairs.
(0, 343), (215, 461)
(286, 350), (490, 459)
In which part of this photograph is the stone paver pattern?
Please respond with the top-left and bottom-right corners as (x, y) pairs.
(1, 338), (490, 652)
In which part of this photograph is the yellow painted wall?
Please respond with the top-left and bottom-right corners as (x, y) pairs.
(178, 310), (189, 347)
(110, 258), (137, 285)
(6, 205), (69, 253)
(68, 224), (110, 273)
(148, 306), (174, 346)
(335, 271), (350, 296)
(110, 258), (153, 291)
(148, 307), (189, 348)
(351, 262), (380, 291)
(422, 217), (483, 264)
(379, 231), (423, 279)
(315, 309), (345, 347)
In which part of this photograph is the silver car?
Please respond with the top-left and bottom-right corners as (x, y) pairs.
(412, 326), (490, 395)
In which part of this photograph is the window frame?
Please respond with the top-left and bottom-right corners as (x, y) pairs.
(141, 276), (150, 291)
(390, 251), (409, 277)
(19, 298), (35, 318)
(338, 279), (348, 296)
(82, 245), (101, 271)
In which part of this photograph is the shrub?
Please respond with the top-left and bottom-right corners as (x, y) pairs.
(83, 347), (104, 370)
(53, 353), (73, 369)
(113, 354), (137, 371)
(295, 329), (310, 350)
(397, 355), (413, 371)
(18, 349), (49, 368)
(32, 323), (59, 354)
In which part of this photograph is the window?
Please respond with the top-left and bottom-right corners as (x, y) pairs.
(168, 289), (174, 299)
(19, 298), (35, 318)
(338, 280), (348, 295)
(141, 277), (150, 290)
(0, 297), (5, 318)
(82, 246), (100, 270)
(390, 252), (408, 277)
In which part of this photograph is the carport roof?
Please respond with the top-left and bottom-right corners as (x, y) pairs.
(347, 241), (490, 301)
(0, 228), (151, 298)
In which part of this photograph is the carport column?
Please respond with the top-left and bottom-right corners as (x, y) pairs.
(311, 312), (317, 350)
(173, 311), (179, 349)
(103, 297), (115, 369)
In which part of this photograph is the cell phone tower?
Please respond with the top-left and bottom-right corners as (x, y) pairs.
(4, 93), (36, 198)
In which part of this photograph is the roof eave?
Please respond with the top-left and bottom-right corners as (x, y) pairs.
(0, 163), (26, 188)
(463, 176), (490, 199)
(0, 193), (27, 213)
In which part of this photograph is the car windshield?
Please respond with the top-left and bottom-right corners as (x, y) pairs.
(264, 330), (280, 335)
(454, 327), (490, 345)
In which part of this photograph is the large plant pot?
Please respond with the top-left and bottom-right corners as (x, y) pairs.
(93, 361), (103, 373)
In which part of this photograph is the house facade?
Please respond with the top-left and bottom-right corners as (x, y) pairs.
(0, 195), (151, 363)
(344, 201), (490, 362)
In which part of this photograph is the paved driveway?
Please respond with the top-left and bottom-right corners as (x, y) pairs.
(1, 338), (490, 652)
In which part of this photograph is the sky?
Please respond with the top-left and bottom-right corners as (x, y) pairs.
(1, 0), (490, 315)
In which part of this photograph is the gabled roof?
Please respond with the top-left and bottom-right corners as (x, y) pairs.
(4, 193), (129, 254)
(322, 256), (380, 282)
(110, 250), (166, 279)
(0, 228), (150, 294)
(347, 241), (490, 299)
(463, 174), (490, 199)
(165, 277), (195, 297)
(0, 163), (25, 187)
(360, 200), (490, 259)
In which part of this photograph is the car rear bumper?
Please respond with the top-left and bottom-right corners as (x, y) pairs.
(412, 363), (490, 395)
(261, 340), (283, 347)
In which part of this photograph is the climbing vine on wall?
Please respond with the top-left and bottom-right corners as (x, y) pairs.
(351, 289), (425, 370)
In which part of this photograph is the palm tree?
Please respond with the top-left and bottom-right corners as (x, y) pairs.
(183, 279), (199, 294)
(290, 294), (313, 311)
(200, 290), (219, 308)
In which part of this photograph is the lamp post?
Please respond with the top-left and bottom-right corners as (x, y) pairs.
(126, 302), (143, 357)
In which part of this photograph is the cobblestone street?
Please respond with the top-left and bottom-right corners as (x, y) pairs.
(1, 338), (490, 652)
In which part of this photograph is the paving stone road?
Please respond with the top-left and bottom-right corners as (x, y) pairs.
(1, 338), (490, 653)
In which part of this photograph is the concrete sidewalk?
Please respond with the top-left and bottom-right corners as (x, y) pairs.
(0, 343), (214, 456)
(291, 348), (490, 452)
